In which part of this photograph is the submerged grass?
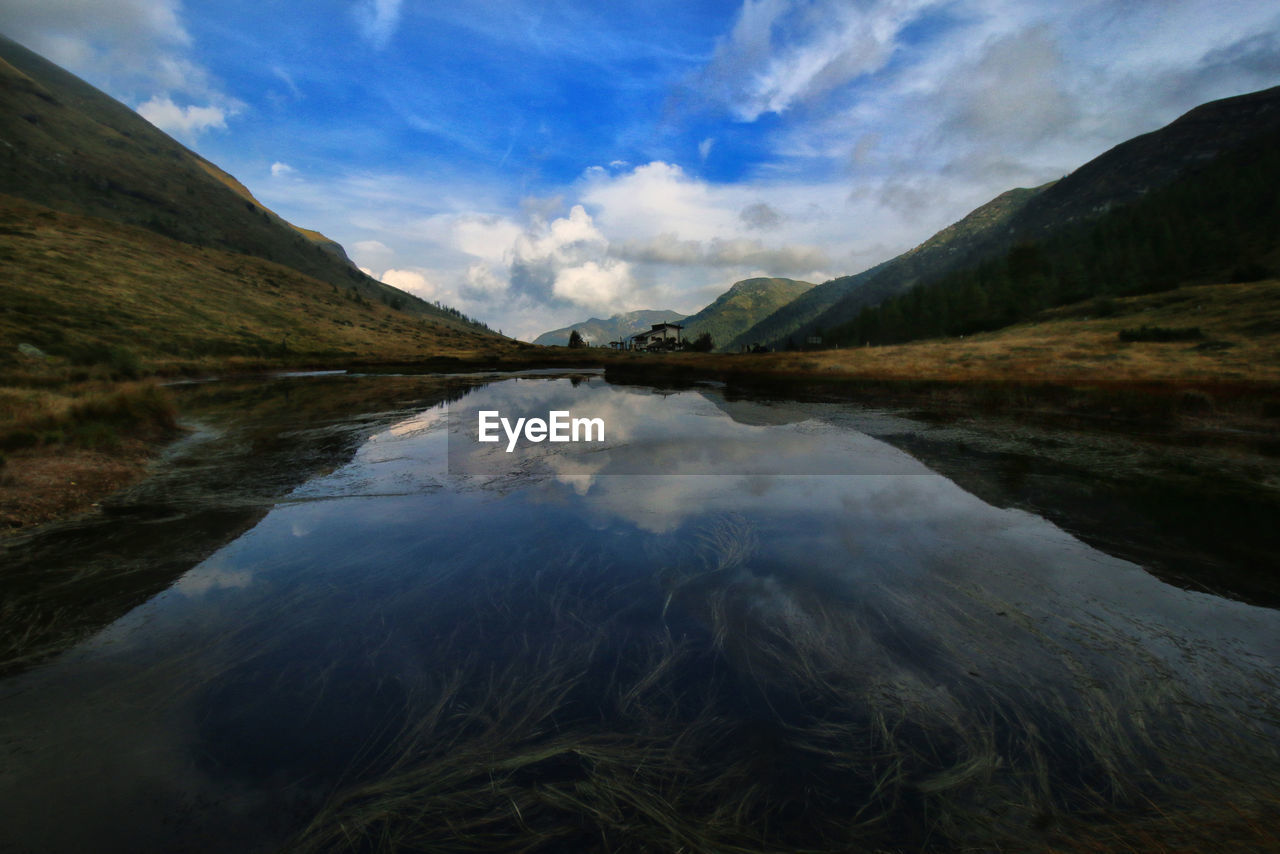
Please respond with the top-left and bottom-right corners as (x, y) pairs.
(272, 518), (1280, 854)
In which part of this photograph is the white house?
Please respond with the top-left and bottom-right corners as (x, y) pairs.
(629, 322), (684, 351)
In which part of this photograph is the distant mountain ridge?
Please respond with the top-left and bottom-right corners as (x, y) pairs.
(733, 186), (1045, 349)
(750, 84), (1280, 348)
(678, 277), (814, 351)
(533, 310), (687, 346)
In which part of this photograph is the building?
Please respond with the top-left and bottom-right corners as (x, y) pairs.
(629, 322), (684, 351)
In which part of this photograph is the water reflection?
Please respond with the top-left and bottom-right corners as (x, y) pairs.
(1, 375), (1277, 853)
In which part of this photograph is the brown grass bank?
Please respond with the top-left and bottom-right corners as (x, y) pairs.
(0, 381), (181, 530)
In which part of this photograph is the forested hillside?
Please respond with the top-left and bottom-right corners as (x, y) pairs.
(824, 127), (1280, 348)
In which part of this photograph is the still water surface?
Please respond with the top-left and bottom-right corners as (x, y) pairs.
(1, 373), (1277, 852)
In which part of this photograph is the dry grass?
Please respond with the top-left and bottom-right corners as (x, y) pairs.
(614, 280), (1280, 386)
(0, 194), (524, 378)
(0, 380), (180, 529)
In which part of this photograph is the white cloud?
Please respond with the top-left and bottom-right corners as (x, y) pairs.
(552, 259), (634, 309)
(452, 215), (523, 264)
(354, 0), (403, 49)
(136, 95), (233, 139)
(270, 161), (297, 177)
(351, 239), (396, 271)
(465, 262), (508, 296)
(698, 137), (715, 161)
(380, 267), (436, 299)
(582, 161), (732, 241)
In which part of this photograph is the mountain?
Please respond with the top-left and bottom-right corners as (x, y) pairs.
(533, 310), (687, 346)
(678, 277), (814, 351)
(0, 195), (519, 375)
(733, 186), (1045, 349)
(0, 34), (490, 336)
(764, 85), (1280, 348)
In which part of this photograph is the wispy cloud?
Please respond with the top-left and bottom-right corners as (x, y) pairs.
(354, 0), (403, 49)
(694, 0), (939, 121)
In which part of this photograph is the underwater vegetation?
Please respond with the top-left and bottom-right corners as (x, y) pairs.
(248, 518), (1280, 853)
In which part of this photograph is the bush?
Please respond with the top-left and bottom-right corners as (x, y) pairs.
(688, 331), (714, 352)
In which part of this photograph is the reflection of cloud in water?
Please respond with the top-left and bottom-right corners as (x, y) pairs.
(447, 378), (932, 476)
(380, 407), (448, 439)
(172, 565), (255, 597)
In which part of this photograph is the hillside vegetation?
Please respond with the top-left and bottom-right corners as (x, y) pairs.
(0, 195), (517, 378)
(678, 277), (814, 351)
(733, 186), (1047, 349)
(824, 126), (1280, 348)
(0, 34), (489, 333)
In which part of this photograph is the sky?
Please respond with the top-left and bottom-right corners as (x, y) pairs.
(2, 1), (1279, 340)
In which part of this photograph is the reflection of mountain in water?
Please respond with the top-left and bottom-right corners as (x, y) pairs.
(696, 388), (815, 427)
(876, 425), (1280, 608)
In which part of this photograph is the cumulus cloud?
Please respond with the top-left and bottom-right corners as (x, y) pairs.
(464, 262), (508, 297)
(552, 259), (634, 309)
(582, 161), (733, 241)
(380, 268), (436, 299)
(504, 204), (639, 310)
(270, 161), (297, 177)
(136, 95), (234, 139)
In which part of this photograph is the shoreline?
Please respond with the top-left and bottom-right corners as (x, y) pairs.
(4, 357), (1277, 537)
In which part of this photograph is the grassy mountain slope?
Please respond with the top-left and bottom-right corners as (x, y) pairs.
(534, 310), (687, 346)
(0, 195), (517, 375)
(0, 34), (488, 334)
(826, 119), (1280, 348)
(793, 85), (1280, 347)
(678, 277), (814, 351)
(734, 186), (1044, 349)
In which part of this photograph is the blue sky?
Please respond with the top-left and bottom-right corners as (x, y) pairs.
(3, 0), (1279, 339)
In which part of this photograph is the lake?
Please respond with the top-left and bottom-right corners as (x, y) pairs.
(1, 371), (1278, 853)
